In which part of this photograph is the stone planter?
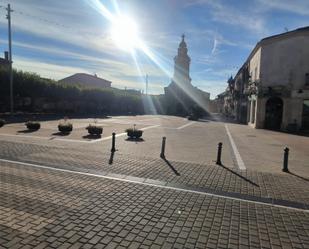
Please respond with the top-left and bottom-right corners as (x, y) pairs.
(25, 121), (41, 131)
(86, 125), (103, 135)
(58, 123), (73, 133)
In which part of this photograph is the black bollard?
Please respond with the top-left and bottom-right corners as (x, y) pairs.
(282, 147), (289, 172)
(216, 142), (222, 165)
(160, 137), (166, 158)
(111, 132), (116, 152)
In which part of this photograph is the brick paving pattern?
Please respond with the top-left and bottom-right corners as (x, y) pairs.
(0, 115), (309, 248)
(0, 161), (309, 249)
(0, 141), (308, 208)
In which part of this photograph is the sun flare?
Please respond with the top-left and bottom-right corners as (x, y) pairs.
(111, 15), (140, 51)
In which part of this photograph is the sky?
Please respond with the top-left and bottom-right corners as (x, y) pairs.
(0, 0), (308, 99)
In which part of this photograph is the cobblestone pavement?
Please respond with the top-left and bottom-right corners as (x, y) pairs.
(0, 115), (309, 248)
(1, 160), (309, 249)
(0, 140), (308, 209)
(1, 115), (308, 176)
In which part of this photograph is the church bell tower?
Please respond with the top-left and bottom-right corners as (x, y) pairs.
(173, 34), (191, 87)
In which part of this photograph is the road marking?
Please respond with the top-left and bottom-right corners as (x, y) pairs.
(0, 158), (307, 213)
(177, 122), (194, 130)
(225, 124), (246, 170)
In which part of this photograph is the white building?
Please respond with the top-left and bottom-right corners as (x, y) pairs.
(244, 27), (309, 131)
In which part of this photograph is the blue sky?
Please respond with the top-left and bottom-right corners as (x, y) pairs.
(0, 0), (308, 99)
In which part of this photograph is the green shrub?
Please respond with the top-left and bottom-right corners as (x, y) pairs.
(86, 125), (103, 135)
(58, 122), (73, 133)
(126, 128), (143, 138)
(0, 119), (5, 127)
(25, 121), (41, 130)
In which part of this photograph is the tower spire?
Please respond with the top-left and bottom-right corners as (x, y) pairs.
(172, 34), (191, 86)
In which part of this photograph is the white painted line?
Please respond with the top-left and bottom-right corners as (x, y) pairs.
(0, 158), (307, 213)
(225, 124), (246, 170)
(140, 125), (160, 131)
(177, 122), (194, 130)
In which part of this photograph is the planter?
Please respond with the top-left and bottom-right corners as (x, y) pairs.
(58, 123), (73, 133)
(25, 121), (41, 131)
(0, 119), (5, 128)
(86, 125), (103, 135)
(126, 129), (143, 138)
(187, 115), (198, 121)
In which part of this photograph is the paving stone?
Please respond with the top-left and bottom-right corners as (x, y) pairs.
(0, 148), (308, 248)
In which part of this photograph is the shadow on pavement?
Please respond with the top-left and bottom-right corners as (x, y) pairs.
(125, 138), (145, 142)
(17, 129), (37, 133)
(162, 158), (180, 176)
(82, 134), (102, 139)
(219, 163), (260, 187)
(288, 171), (309, 182)
(109, 151), (115, 165)
(51, 132), (70, 136)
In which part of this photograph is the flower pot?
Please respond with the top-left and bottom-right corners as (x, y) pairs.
(26, 122), (40, 131)
(86, 125), (103, 135)
(58, 123), (73, 133)
(127, 129), (143, 138)
(0, 119), (5, 128)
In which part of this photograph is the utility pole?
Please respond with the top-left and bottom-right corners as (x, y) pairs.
(145, 74), (148, 95)
(6, 4), (13, 115)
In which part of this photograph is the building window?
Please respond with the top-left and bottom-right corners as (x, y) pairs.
(305, 73), (309, 86)
(254, 67), (257, 81)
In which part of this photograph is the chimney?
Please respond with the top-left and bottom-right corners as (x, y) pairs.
(4, 51), (9, 61)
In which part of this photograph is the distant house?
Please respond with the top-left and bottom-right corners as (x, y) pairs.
(59, 73), (112, 88)
(0, 51), (9, 68)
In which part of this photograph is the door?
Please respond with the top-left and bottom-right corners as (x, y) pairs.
(265, 97), (283, 130)
(302, 100), (309, 130)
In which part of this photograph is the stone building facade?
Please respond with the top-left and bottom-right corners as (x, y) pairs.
(164, 35), (210, 116)
(220, 27), (309, 131)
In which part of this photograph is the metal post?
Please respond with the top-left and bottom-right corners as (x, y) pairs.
(282, 147), (289, 172)
(216, 142), (222, 165)
(111, 132), (116, 152)
(6, 4), (13, 115)
(145, 74), (148, 95)
(160, 136), (166, 158)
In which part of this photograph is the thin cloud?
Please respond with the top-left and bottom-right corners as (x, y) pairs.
(257, 0), (309, 16)
(183, 0), (267, 35)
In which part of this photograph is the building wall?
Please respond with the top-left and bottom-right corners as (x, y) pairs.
(247, 32), (309, 131)
(260, 34), (309, 88)
(249, 47), (261, 82)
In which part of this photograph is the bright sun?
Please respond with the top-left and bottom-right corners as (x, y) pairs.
(111, 15), (140, 51)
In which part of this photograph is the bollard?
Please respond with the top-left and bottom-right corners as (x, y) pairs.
(216, 142), (222, 165)
(282, 147), (289, 172)
(111, 132), (116, 152)
(160, 136), (166, 158)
